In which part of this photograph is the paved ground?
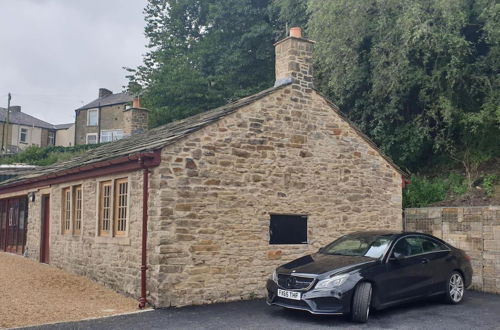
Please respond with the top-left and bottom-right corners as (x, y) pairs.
(27, 290), (500, 330)
(0, 252), (138, 329)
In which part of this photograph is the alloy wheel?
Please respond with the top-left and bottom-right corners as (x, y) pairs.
(449, 273), (464, 303)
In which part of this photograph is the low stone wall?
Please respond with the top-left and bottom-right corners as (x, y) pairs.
(404, 206), (500, 294)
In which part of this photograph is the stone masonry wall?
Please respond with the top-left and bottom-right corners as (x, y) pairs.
(405, 206), (500, 294)
(146, 85), (403, 307)
(123, 108), (149, 135)
(23, 171), (145, 299)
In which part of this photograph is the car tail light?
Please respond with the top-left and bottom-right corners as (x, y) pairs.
(464, 254), (472, 262)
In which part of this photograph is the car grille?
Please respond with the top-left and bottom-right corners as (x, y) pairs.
(278, 274), (315, 290)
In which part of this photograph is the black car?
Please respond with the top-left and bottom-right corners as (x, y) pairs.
(266, 231), (473, 323)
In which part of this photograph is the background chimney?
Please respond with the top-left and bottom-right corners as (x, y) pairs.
(132, 97), (141, 108)
(274, 27), (314, 90)
(98, 88), (113, 98)
(10, 105), (21, 113)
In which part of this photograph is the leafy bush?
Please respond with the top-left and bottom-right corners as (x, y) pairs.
(403, 173), (469, 208)
(0, 144), (101, 166)
(482, 174), (497, 197)
(403, 176), (448, 208)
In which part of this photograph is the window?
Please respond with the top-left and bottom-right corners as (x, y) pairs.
(73, 186), (82, 235)
(269, 214), (307, 244)
(321, 234), (392, 259)
(98, 178), (129, 237)
(99, 181), (112, 236)
(48, 131), (55, 146)
(392, 236), (448, 258)
(86, 133), (98, 144)
(62, 187), (71, 234)
(114, 178), (128, 236)
(100, 129), (124, 143)
(87, 109), (98, 126)
(19, 128), (28, 143)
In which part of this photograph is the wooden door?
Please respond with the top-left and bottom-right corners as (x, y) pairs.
(40, 195), (50, 263)
(0, 200), (6, 251)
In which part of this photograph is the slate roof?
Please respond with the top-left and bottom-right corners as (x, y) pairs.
(54, 123), (74, 130)
(0, 83), (291, 187)
(0, 107), (55, 130)
(76, 92), (133, 111)
(0, 82), (406, 188)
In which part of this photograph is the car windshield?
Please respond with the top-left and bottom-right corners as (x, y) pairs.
(321, 234), (393, 259)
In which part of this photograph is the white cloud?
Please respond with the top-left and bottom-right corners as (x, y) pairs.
(0, 0), (147, 124)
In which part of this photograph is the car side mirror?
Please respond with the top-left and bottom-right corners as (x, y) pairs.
(318, 247), (325, 253)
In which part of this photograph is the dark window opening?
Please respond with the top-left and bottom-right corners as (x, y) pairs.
(269, 214), (307, 244)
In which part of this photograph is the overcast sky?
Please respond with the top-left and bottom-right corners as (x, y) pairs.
(0, 0), (147, 125)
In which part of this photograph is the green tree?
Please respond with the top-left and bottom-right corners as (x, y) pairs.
(127, 0), (283, 127)
(308, 0), (500, 171)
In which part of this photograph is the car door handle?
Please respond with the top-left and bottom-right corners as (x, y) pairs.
(420, 258), (430, 264)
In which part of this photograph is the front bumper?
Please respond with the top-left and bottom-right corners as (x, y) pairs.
(266, 279), (354, 315)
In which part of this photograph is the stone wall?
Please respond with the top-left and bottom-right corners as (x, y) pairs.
(405, 207), (500, 294)
(146, 85), (403, 307)
(23, 171), (146, 299)
(75, 104), (126, 145)
(123, 108), (149, 135)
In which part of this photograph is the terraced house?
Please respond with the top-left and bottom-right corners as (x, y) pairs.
(74, 88), (149, 145)
(0, 28), (405, 308)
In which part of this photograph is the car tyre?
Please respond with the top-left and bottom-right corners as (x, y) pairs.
(444, 271), (465, 304)
(351, 282), (372, 323)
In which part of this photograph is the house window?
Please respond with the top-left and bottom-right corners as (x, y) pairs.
(48, 131), (55, 146)
(98, 178), (129, 237)
(100, 129), (124, 143)
(114, 178), (128, 236)
(86, 133), (98, 144)
(87, 109), (98, 126)
(99, 181), (112, 236)
(62, 187), (71, 234)
(269, 214), (308, 245)
(19, 128), (28, 143)
(73, 186), (82, 235)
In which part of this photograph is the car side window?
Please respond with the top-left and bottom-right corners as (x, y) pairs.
(392, 238), (412, 257)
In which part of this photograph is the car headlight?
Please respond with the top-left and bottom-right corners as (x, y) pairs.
(315, 274), (349, 290)
(271, 270), (278, 283)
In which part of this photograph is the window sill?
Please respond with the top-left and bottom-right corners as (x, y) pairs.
(95, 236), (131, 245)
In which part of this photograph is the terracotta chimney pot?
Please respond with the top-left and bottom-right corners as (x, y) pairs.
(133, 97), (141, 108)
(290, 27), (302, 38)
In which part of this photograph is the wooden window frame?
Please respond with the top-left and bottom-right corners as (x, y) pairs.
(73, 185), (82, 235)
(61, 187), (71, 235)
(114, 178), (128, 237)
(87, 108), (98, 126)
(97, 177), (130, 238)
(99, 181), (113, 237)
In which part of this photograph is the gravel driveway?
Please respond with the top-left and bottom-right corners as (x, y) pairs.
(26, 290), (500, 330)
(0, 252), (139, 329)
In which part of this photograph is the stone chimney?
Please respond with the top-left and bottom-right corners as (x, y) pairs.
(98, 88), (113, 98)
(10, 105), (21, 113)
(123, 100), (149, 136)
(274, 27), (314, 90)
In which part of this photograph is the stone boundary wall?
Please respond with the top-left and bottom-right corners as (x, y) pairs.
(404, 206), (500, 294)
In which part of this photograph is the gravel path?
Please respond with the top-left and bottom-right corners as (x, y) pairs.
(0, 252), (139, 329)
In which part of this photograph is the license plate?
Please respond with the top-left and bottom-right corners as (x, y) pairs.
(277, 289), (301, 300)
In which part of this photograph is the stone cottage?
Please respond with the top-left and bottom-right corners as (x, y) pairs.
(0, 28), (405, 308)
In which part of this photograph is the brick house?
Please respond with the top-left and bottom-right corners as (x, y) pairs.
(74, 89), (149, 145)
(0, 28), (405, 308)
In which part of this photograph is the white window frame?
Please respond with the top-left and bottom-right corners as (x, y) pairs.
(48, 131), (55, 146)
(19, 127), (28, 143)
(100, 129), (124, 143)
(86, 133), (98, 144)
(87, 108), (98, 126)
